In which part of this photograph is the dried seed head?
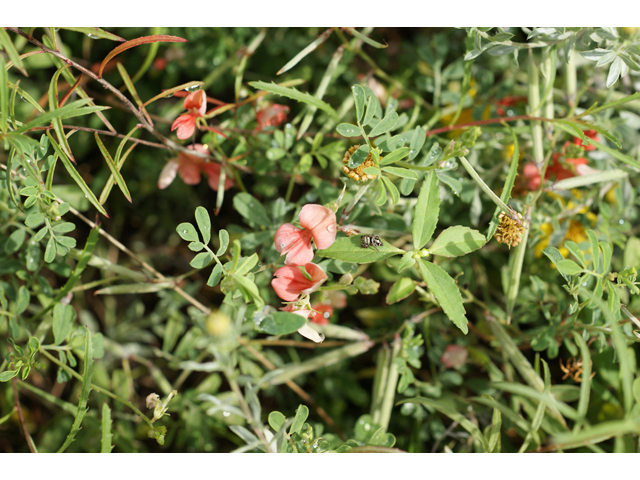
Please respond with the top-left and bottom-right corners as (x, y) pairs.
(342, 145), (377, 182)
(146, 393), (160, 409)
(495, 211), (526, 248)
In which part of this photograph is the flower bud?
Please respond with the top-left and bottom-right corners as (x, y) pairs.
(338, 273), (353, 285)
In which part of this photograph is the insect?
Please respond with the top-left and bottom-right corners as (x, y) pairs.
(360, 234), (383, 251)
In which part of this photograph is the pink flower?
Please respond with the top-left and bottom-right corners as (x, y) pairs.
(441, 345), (468, 369)
(256, 103), (289, 131)
(271, 263), (327, 302)
(274, 204), (337, 266)
(171, 90), (207, 140)
(158, 144), (234, 191)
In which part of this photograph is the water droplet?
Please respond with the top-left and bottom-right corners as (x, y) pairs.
(327, 224), (336, 233)
(507, 109), (514, 117)
(582, 282), (587, 286)
(280, 243), (286, 249)
(619, 219), (625, 225)
(19, 95), (26, 102)
(223, 411), (230, 417)
(323, 312), (330, 318)
(185, 85), (200, 92)
(364, 424), (371, 431)
(87, 33), (99, 39)
(183, 229), (188, 234)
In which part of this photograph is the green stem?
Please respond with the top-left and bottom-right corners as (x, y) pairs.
(458, 156), (514, 219)
(565, 48), (577, 109)
(528, 50), (544, 167)
(285, 166), (298, 203)
(395, 161), (439, 172)
(40, 348), (154, 428)
(377, 336), (401, 432)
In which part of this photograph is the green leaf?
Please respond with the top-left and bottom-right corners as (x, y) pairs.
(381, 176), (399, 205)
(177, 222), (199, 242)
(346, 145), (370, 169)
(195, 207), (211, 245)
(232, 274), (264, 308)
(217, 230), (230, 256)
(0, 28), (27, 76)
(336, 123), (361, 137)
(25, 212), (45, 228)
(429, 226), (486, 258)
(268, 411), (286, 432)
(386, 277), (416, 304)
(316, 236), (404, 264)
(277, 28), (332, 75)
(397, 251), (416, 273)
(254, 311), (306, 336)
(416, 259), (468, 334)
(101, 403), (114, 453)
(207, 263), (224, 287)
(5, 229), (26, 255)
(345, 28), (388, 49)
(233, 193), (271, 227)
(352, 85), (366, 123)
(289, 404), (310, 435)
(381, 166), (418, 180)
(58, 327), (93, 452)
(369, 110), (399, 137)
(556, 259), (584, 276)
(47, 131), (108, 217)
(409, 126), (426, 161)
(552, 169), (627, 190)
(0, 369), (20, 382)
(542, 247), (570, 282)
(248, 81), (338, 119)
(413, 172), (440, 250)
(606, 57), (623, 88)
(362, 95), (376, 126)
(0, 48), (8, 133)
(51, 228), (99, 305)
(380, 147), (410, 166)
(59, 27), (124, 42)
(94, 133), (132, 203)
(15, 285), (30, 315)
(52, 303), (75, 346)
(190, 252), (214, 269)
(15, 100), (109, 134)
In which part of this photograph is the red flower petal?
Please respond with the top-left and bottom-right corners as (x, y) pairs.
(184, 90), (206, 117)
(171, 113), (196, 140)
(271, 263), (327, 301)
(298, 204), (336, 250)
(157, 160), (179, 189)
(274, 223), (314, 266)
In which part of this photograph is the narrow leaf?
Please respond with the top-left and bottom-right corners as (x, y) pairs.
(277, 28), (332, 75)
(60, 27), (125, 42)
(413, 172), (440, 250)
(101, 403), (114, 453)
(99, 35), (187, 78)
(248, 81), (338, 119)
(94, 133), (132, 202)
(47, 132), (108, 217)
(57, 327), (93, 452)
(369, 110), (399, 137)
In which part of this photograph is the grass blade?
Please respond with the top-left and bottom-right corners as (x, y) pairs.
(487, 126), (519, 239)
(57, 327), (93, 452)
(344, 28), (388, 49)
(49, 66), (76, 163)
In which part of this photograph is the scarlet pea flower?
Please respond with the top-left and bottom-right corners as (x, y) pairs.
(158, 144), (234, 191)
(275, 204), (337, 266)
(310, 304), (333, 325)
(171, 90), (207, 140)
(573, 129), (599, 151)
(256, 103), (289, 131)
(271, 263), (328, 302)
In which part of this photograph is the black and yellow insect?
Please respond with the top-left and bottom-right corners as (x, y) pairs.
(360, 234), (383, 251)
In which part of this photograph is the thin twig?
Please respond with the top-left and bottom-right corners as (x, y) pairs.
(11, 376), (37, 453)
